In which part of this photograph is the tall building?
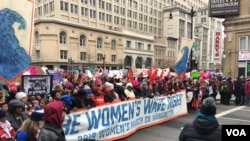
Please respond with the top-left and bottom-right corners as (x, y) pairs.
(33, 0), (221, 71)
(221, 0), (249, 78)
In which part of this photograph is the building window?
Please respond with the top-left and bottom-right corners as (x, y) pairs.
(36, 50), (40, 59)
(127, 20), (132, 28)
(111, 55), (116, 62)
(114, 5), (119, 14)
(239, 36), (250, 50)
(179, 20), (185, 38)
(60, 50), (67, 59)
(80, 35), (86, 47)
(106, 14), (112, 22)
(111, 40), (116, 50)
(114, 16), (119, 25)
(80, 52), (87, 61)
(44, 3), (49, 14)
(60, 1), (68, 11)
(126, 41), (131, 48)
(90, 9), (96, 18)
(97, 54), (103, 61)
(34, 31), (40, 45)
(38, 6), (42, 16)
(81, 7), (88, 16)
(99, 12), (105, 21)
(144, 24), (148, 32)
(59, 31), (67, 44)
(97, 38), (102, 48)
(127, 10), (132, 17)
(99, 0), (105, 9)
(70, 4), (78, 14)
(147, 44), (151, 51)
(106, 3), (112, 11)
(81, 0), (88, 4)
(138, 42), (142, 50)
(121, 18), (126, 26)
(187, 23), (192, 39)
(90, 0), (96, 6)
(139, 23), (143, 30)
(50, 1), (55, 11)
(133, 21), (137, 29)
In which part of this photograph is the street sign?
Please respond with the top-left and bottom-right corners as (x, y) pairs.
(192, 43), (199, 50)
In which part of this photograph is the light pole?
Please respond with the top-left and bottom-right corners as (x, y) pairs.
(68, 57), (74, 64)
(169, 6), (196, 71)
(102, 54), (105, 70)
(190, 6), (196, 71)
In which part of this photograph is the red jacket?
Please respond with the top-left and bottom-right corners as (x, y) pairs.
(0, 126), (15, 141)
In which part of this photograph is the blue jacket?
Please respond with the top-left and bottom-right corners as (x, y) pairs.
(16, 130), (28, 141)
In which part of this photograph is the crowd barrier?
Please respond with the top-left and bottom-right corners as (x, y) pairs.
(63, 91), (188, 141)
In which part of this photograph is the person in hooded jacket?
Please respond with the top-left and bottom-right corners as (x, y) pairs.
(37, 100), (66, 141)
(179, 97), (221, 141)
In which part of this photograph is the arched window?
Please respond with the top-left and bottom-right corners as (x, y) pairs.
(35, 31), (40, 45)
(59, 31), (67, 44)
(80, 35), (86, 47)
(111, 40), (116, 50)
(97, 38), (102, 48)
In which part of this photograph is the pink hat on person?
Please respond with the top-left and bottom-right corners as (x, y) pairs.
(95, 78), (102, 85)
(132, 80), (140, 87)
(65, 81), (73, 88)
(9, 84), (17, 93)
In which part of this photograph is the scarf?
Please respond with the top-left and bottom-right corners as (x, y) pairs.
(195, 113), (217, 121)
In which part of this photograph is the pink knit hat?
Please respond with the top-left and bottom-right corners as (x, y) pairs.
(9, 84), (17, 93)
(95, 78), (102, 85)
(65, 81), (73, 88)
(132, 80), (140, 87)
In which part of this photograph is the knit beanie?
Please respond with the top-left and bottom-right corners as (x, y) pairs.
(30, 106), (44, 121)
(60, 95), (72, 106)
(15, 92), (27, 100)
(83, 85), (92, 95)
(0, 109), (6, 118)
(105, 82), (114, 91)
(132, 80), (140, 87)
(9, 84), (17, 93)
(95, 78), (102, 85)
(200, 97), (216, 116)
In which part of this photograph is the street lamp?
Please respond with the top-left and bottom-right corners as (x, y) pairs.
(68, 57), (74, 64)
(189, 7), (196, 71)
(169, 6), (196, 71)
(102, 54), (105, 70)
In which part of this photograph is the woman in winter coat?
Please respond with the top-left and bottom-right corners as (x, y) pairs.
(179, 97), (221, 141)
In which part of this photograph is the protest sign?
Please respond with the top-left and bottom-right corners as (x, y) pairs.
(21, 75), (53, 96)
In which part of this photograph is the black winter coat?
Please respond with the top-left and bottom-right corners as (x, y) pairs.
(179, 118), (221, 141)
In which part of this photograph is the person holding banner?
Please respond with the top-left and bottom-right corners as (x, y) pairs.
(124, 83), (135, 99)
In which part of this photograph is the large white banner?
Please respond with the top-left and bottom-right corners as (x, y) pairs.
(63, 91), (187, 141)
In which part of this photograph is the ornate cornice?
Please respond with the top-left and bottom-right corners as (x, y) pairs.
(223, 16), (250, 27)
(35, 18), (154, 42)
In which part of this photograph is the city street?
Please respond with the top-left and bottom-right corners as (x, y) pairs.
(120, 104), (250, 141)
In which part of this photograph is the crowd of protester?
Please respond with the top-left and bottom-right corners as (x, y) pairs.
(0, 69), (249, 140)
